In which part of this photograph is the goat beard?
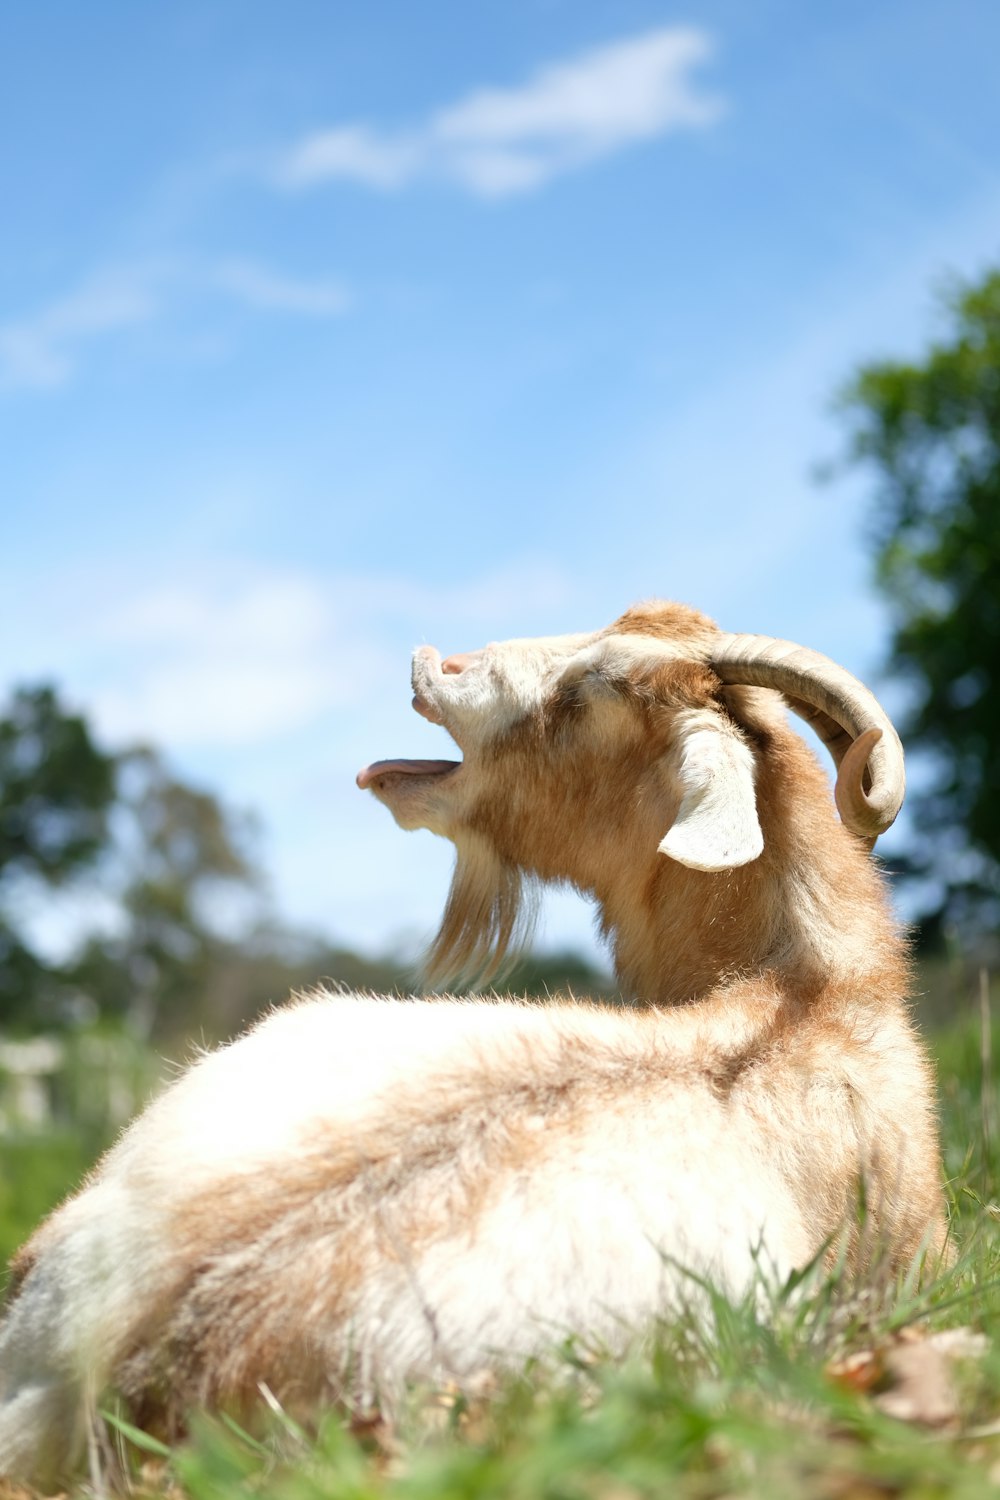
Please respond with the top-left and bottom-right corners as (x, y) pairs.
(422, 832), (538, 991)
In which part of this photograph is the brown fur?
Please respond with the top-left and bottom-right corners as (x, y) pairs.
(423, 833), (536, 988)
(111, 979), (942, 1431)
(0, 599), (947, 1474)
(442, 613), (905, 1006)
(115, 1027), (727, 1429)
(421, 600), (945, 1261)
(611, 600), (719, 646)
(3, 1246), (37, 1305)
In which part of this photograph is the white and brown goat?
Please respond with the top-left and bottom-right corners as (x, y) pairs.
(0, 600), (946, 1482)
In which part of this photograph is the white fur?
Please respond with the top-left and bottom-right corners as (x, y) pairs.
(412, 630), (693, 738)
(0, 991), (815, 1479)
(658, 709), (764, 871)
(0, 607), (943, 1484)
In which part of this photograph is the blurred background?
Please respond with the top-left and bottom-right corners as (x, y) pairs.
(2, 1), (999, 1253)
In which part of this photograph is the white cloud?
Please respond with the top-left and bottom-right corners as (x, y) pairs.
(0, 266), (160, 389)
(0, 257), (351, 392)
(0, 555), (581, 754)
(433, 29), (719, 148)
(0, 551), (608, 962)
(271, 27), (723, 198)
(213, 260), (351, 316)
(86, 568), (380, 749)
(276, 126), (420, 191)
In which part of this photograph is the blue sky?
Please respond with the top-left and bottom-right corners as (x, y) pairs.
(3, 1), (999, 964)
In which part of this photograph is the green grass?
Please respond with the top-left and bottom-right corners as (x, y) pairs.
(2, 995), (1000, 1499)
(0, 1024), (164, 1269)
(102, 1258), (1000, 1500)
(0, 1130), (106, 1268)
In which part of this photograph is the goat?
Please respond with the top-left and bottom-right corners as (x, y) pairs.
(0, 599), (946, 1483)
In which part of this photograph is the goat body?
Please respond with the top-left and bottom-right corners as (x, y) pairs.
(0, 601), (946, 1482)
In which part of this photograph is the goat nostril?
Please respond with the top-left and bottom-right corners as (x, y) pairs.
(442, 652), (475, 675)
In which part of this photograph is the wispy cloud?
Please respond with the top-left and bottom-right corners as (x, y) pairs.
(0, 258), (351, 392)
(88, 560), (578, 750)
(0, 266), (160, 389)
(276, 126), (420, 192)
(213, 260), (351, 316)
(0, 555), (580, 752)
(271, 27), (724, 198)
(71, 567), (378, 749)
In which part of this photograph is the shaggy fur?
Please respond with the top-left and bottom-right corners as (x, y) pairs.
(0, 600), (946, 1484)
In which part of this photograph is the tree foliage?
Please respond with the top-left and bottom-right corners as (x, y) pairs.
(0, 687), (117, 1024)
(0, 687), (116, 884)
(839, 268), (1000, 931)
(0, 686), (261, 1034)
(64, 748), (263, 1038)
(0, 687), (614, 1038)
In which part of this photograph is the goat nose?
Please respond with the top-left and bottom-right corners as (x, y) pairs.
(442, 652), (477, 675)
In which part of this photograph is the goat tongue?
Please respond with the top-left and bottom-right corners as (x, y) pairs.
(356, 759), (459, 790)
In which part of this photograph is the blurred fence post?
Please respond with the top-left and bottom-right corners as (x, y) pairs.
(0, 1036), (65, 1128)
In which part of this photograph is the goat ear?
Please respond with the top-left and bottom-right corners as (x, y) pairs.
(658, 711), (764, 872)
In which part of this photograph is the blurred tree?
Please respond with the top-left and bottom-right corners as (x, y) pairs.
(196, 930), (618, 1041)
(66, 747), (262, 1039)
(0, 687), (116, 1025)
(839, 268), (1000, 937)
(0, 688), (615, 1040)
(0, 686), (115, 883)
(0, 685), (263, 1034)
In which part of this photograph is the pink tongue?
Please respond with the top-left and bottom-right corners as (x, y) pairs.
(356, 758), (459, 789)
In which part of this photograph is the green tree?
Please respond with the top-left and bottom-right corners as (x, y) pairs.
(193, 928), (618, 1040)
(0, 687), (117, 1024)
(0, 685), (263, 1034)
(67, 747), (263, 1039)
(0, 688), (615, 1041)
(0, 685), (115, 882)
(839, 268), (1000, 935)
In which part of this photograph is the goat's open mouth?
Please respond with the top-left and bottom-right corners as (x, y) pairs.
(356, 758), (461, 791)
(357, 689), (463, 792)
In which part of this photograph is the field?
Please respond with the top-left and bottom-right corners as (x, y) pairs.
(1, 968), (999, 1499)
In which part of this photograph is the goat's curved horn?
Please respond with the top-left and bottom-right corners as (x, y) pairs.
(708, 634), (905, 844)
